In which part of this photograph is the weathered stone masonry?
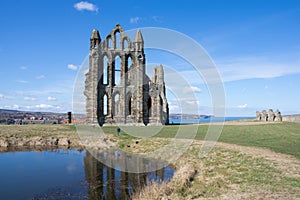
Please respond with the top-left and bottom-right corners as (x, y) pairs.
(84, 24), (169, 126)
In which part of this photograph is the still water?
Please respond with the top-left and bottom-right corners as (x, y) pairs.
(0, 149), (174, 200)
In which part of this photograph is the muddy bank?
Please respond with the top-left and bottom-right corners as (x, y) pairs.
(0, 136), (78, 150)
(0, 132), (118, 152)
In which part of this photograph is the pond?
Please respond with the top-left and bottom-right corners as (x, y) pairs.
(0, 148), (174, 200)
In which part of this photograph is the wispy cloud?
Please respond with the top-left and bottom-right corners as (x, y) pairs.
(47, 96), (57, 101)
(169, 53), (300, 85)
(74, 1), (98, 12)
(130, 16), (163, 24)
(152, 16), (163, 23)
(237, 104), (248, 108)
(183, 86), (202, 94)
(16, 80), (29, 84)
(20, 66), (27, 70)
(67, 64), (78, 71)
(130, 17), (140, 24)
(4, 104), (19, 110)
(24, 97), (37, 101)
(167, 97), (201, 114)
(36, 75), (45, 79)
(216, 55), (300, 82)
(35, 104), (54, 109)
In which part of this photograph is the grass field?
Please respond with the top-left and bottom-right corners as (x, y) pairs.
(101, 122), (300, 159)
(1, 122), (299, 158)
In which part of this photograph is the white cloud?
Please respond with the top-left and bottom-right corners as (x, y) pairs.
(67, 64), (78, 71)
(47, 96), (57, 101)
(152, 16), (163, 23)
(24, 97), (37, 101)
(168, 97), (201, 114)
(4, 104), (19, 110)
(183, 86), (202, 94)
(13, 104), (19, 109)
(0, 94), (4, 99)
(35, 104), (53, 109)
(20, 66), (27, 70)
(130, 17), (140, 24)
(169, 104), (179, 112)
(16, 80), (29, 84)
(74, 1), (98, 12)
(237, 104), (248, 108)
(36, 75), (45, 79)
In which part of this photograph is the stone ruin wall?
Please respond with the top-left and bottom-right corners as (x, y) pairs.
(84, 24), (169, 126)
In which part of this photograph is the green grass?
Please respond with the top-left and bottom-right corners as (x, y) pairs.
(1, 122), (299, 158)
(216, 123), (300, 158)
(101, 122), (300, 159)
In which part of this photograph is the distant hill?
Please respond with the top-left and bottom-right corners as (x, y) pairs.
(169, 113), (213, 119)
(0, 109), (67, 122)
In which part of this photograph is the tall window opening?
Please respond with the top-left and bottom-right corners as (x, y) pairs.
(107, 36), (112, 48)
(127, 56), (132, 70)
(103, 56), (108, 84)
(114, 56), (121, 85)
(115, 31), (120, 49)
(114, 93), (120, 116)
(148, 97), (152, 117)
(128, 96), (132, 115)
(123, 39), (128, 49)
(103, 94), (108, 116)
(160, 95), (163, 106)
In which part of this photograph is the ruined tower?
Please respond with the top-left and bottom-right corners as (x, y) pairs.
(84, 24), (169, 126)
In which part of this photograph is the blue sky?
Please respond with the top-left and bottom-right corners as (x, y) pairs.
(0, 0), (300, 116)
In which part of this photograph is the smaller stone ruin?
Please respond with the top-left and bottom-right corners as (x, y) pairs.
(255, 109), (282, 122)
(268, 109), (275, 121)
(274, 109), (282, 122)
(255, 111), (261, 120)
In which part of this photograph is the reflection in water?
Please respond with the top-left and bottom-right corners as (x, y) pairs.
(0, 149), (174, 200)
(84, 151), (174, 200)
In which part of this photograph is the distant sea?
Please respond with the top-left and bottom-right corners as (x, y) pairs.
(169, 116), (255, 124)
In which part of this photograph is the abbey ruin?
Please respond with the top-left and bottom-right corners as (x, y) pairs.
(84, 24), (169, 126)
